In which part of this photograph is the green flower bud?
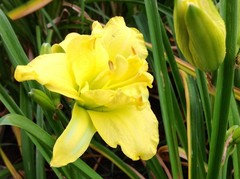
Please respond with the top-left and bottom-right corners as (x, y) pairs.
(40, 43), (52, 55)
(226, 125), (239, 140)
(29, 89), (55, 111)
(50, 92), (61, 108)
(233, 126), (240, 144)
(174, 0), (226, 71)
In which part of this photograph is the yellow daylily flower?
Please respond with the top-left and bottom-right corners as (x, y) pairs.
(14, 16), (159, 167)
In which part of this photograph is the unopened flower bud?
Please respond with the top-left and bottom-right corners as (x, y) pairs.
(233, 126), (240, 144)
(174, 0), (226, 71)
(40, 43), (52, 55)
(29, 89), (55, 111)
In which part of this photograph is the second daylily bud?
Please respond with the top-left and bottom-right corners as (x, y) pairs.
(233, 126), (240, 144)
(29, 89), (55, 111)
(50, 92), (61, 108)
(174, 0), (226, 72)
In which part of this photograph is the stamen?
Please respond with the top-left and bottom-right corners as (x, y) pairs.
(131, 46), (136, 55)
(108, 60), (114, 71)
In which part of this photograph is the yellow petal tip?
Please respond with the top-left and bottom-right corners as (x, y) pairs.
(14, 65), (36, 82)
(49, 159), (58, 168)
(50, 155), (69, 168)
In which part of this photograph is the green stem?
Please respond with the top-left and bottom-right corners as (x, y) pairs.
(145, 0), (183, 178)
(207, 0), (239, 178)
(36, 25), (41, 53)
(196, 70), (212, 142)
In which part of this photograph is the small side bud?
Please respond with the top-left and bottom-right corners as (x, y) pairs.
(233, 126), (240, 144)
(50, 92), (61, 108)
(40, 43), (52, 55)
(29, 89), (55, 111)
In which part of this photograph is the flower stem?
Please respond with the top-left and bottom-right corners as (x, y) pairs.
(207, 0), (239, 178)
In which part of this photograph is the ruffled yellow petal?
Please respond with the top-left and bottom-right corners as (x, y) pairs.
(66, 35), (109, 88)
(90, 55), (153, 90)
(50, 103), (96, 167)
(107, 55), (153, 89)
(58, 32), (81, 51)
(80, 89), (139, 110)
(92, 16), (148, 60)
(14, 53), (79, 99)
(88, 105), (159, 160)
(119, 83), (150, 105)
(81, 83), (150, 110)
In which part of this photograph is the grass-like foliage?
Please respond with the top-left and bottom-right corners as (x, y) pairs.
(0, 0), (240, 178)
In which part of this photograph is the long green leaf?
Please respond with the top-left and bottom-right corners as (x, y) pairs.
(134, 14), (188, 154)
(183, 74), (206, 178)
(144, 0), (183, 178)
(229, 95), (240, 179)
(0, 9), (37, 91)
(0, 114), (102, 179)
(20, 85), (35, 179)
(27, 134), (64, 179)
(0, 84), (23, 115)
(90, 139), (143, 179)
(146, 156), (167, 179)
(0, 9), (28, 66)
(36, 106), (46, 179)
(0, 114), (54, 147)
(159, 17), (186, 112)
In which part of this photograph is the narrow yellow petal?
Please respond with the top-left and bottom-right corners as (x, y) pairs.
(88, 105), (159, 160)
(14, 53), (79, 99)
(92, 16), (148, 60)
(51, 104), (96, 167)
(66, 35), (109, 88)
